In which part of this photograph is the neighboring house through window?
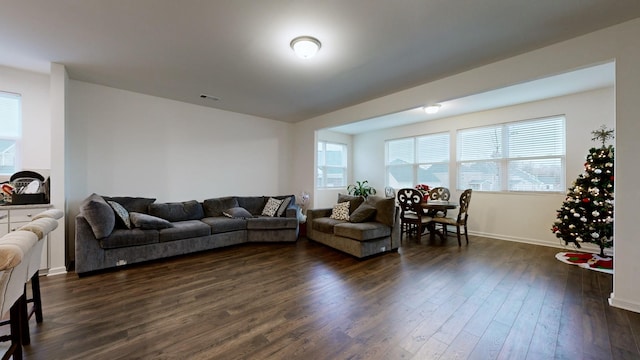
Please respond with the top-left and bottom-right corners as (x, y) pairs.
(317, 141), (347, 188)
(0, 91), (21, 175)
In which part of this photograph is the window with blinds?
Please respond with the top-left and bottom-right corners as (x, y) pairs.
(317, 141), (347, 188)
(457, 116), (565, 192)
(386, 132), (450, 189)
(0, 92), (21, 175)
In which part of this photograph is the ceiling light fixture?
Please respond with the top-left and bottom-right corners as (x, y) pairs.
(423, 104), (441, 114)
(290, 36), (321, 59)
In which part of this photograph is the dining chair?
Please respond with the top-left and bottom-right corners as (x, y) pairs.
(430, 189), (472, 246)
(427, 187), (451, 217)
(397, 188), (433, 241)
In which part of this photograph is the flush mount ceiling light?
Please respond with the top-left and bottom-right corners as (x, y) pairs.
(423, 104), (441, 114)
(290, 36), (321, 59)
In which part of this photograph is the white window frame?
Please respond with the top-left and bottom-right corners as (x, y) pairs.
(457, 116), (566, 193)
(385, 132), (450, 189)
(316, 141), (348, 189)
(0, 91), (22, 176)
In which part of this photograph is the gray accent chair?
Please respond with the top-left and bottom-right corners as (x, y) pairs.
(306, 194), (400, 258)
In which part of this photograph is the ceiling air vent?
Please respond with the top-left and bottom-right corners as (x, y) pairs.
(199, 94), (220, 101)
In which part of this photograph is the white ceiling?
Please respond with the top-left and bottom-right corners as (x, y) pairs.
(1, 1), (638, 123)
(330, 62), (615, 134)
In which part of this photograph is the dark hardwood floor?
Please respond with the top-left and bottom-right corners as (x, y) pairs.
(12, 235), (640, 359)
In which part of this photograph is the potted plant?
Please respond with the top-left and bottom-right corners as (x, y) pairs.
(347, 180), (377, 198)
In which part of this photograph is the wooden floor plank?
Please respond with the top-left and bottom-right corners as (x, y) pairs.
(14, 236), (640, 360)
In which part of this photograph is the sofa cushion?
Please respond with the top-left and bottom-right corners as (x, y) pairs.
(330, 201), (350, 220)
(108, 201), (131, 229)
(203, 197), (239, 217)
(158, 220), (211, 242)
(312, 217), (347, 234)
(262, 197), (283, 217)
(349, 204), (377, 223)
(129, 212), (173, 230)
(334, 222), (392, 241)
(80, 193), (115, 239)
(223, 207), (253, 219)
(99, 228), (159, 249)
(148, 200), (204, 222)
(246, 216), (297, 230)
(103, 196), (156, 213)
(201, 216), (247, 234)
(365, 195), (396, 227)
(338, 193), (365, 214)
(237, 197), (267, 215)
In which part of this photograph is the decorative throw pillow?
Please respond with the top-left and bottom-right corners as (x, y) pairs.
(223, 207), (253, 219)
(108, 201), (131, 229)
(330, 201), (350, 220)
(276, 197), (292, 217)
(261, 197), (283, 217)
(80, 193), (115, 239)
(349, 204), (377, 223)
(129, 212), (173, 230)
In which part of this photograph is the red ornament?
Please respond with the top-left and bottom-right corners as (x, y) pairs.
(610, 175), (614, 181)
(582, 198), (590, 203)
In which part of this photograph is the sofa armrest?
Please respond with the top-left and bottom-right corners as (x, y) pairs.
(285, 203), (300, 218)
(75, 214), (106, 274)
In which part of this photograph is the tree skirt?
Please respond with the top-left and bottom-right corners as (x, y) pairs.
(555, 252), (613, 274)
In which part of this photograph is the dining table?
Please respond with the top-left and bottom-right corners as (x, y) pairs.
(421, 201), (458, 240)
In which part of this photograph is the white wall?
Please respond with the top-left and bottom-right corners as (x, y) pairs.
(66, 80), (294, 258)
(352, 87), (614, 249)
(0, 65), (51, 181)
(294, 19), (640, 313)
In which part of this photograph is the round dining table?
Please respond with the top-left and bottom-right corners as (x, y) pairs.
(421, 201), (458, 240)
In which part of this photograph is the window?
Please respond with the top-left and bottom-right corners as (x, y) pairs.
(317, 141), (347, 188)
(386, 132), (449, 188)
(0, 92), (21, 175)
(457, 116), (565, 192)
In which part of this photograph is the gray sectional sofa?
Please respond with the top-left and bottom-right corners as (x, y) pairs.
(306, 194), (400, 258)
(75, 193), (299, 275)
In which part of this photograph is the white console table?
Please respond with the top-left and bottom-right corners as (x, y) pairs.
(0, 204), (52, 273)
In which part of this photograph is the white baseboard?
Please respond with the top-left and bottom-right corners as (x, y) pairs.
(46, 266), (68, 276)
(609, 292), (640, 313)
(470, 231), (613, 256)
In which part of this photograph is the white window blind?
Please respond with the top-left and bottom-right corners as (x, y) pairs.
(386, 132), (449, 189)
(0, 92), (21, 175)
(317, 141), (347, 188)
(457, 116), (565, 192)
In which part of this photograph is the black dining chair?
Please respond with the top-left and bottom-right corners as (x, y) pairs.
(427, 187), (451, 217)
(397, 188), (433, 241)
(430, 189), (472, 246)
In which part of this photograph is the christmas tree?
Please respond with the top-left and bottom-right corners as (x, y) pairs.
(551, 125), (614, 257)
